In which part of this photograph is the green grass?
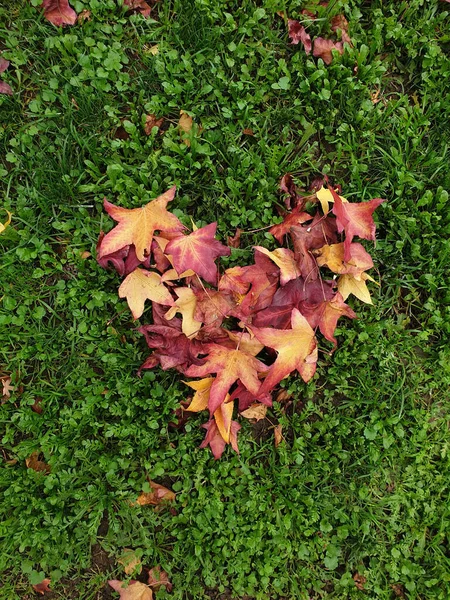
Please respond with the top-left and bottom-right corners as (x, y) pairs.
(1, 0), (450, 598)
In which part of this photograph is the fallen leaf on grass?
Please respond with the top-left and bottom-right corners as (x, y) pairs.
(165, 287), (202, 338)
(123, 0), (155, 18)
(147, 566), (172, 592)
(26, 452), (50, 474)
(274, 424), (283, 447)
(1, 375), (13, 400)
(353, 573), (367, 591)
(118, 549), (142, 575)
(136, 481), (175, 506)
(119, 269), (173, 320)
(144, 114), (164, 135)
(313, 37), (344, 65)
(227, 228), (242, 248)
(184, 378), (213, 412)
(288, 19), (312, 53)
(242, 128), (255, 136)
(0, 59), (12, 96)
(331, 15), (352, 45)
(77, 9), (91, 23)
(109, 580), (153, 600)
(337, 272), (377, 305)
(32, 578), (51, 595)
(31, 398), (43, 414)
(241, 403), (267, 421)
(40, 0), (77, 26)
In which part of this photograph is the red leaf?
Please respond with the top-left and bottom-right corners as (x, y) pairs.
(290, 213), (338, 279)
(0, 58), (9, 74)
(251, 309), (318, 395)
(40, 0), (77, 26)
(230, 380), (272, 412)
(269, 206), (312, 243)
(288, 20), (312, 54)
(0, 82), (12, 95)
(165, 223), (230, 285)
(138, 324), (203, 374)
(278, 173), (306, 210)
(313, 37), (344, 65)
(185, 344), (267, 414)
(123, 0), (155, 17)
(32, 578), (51, 595)
(330, 187), (384, 262)
(300, 292), (357, 348)
(200, 419), (241, 459)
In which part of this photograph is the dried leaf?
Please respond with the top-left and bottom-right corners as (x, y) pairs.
(78, 9), (91, 22)
(165, 287), (202, 338)
(31, 398), (43, 414)
(313, 37), (344, 65)
(242, 128), (255, 136)
(178, 110), (193, 146)
(274, 424), (283, 447)
(254, 246), (300, 286)
(119, 269), (173, 320)
(26, 452), (50, 474)
(147, 566), (172, 592)
(227, 228), (242, 248)
(288, 19), (312, 53)
(32, 578), (51, 595)
(118, 549), (142, 575)
(241, 403), (267, 421)
(1, 375), (13, 399)
(123, 0), (155, 18)
(136, 480), (175, 506)
(331, 14), (352, 45)
(109, 580), (153, 600)
(353, 573), (367, 591)
(144, 114), (164, 135)
(40, 0), (77, 26)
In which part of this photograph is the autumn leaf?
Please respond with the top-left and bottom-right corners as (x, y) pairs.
(98, 187), (184, 262)
(118, 549), (142, 575)
(184, 378), (213, 412)
(315, 185), (348, 215)
(254, 246), (300, 286)
(331, 14), (352, 45)
(229, 380), (272, 412)
(300, 292), (356, 348)
(119, 269), (173, 319)
(200, 418), (241, 459)
(136, 480), (175, 506)
(274, 424), (283, 447)
(144, 114), (164, 135)
(288, 20), (312, 53)
(165, 287), (202, 338)
(252, 308), (318, 395)
(185, 344), (267, 414)
(32, 578), (51, 595)
(337, 272), (377, 304)
(241, 403), (267, 421)
(164, 223), (231, 285)
(26, 452), (50, 474)
(269, 206), (312, 243)
(313, 37), (344, 65)
(314, 242), (374, 277)
(330, 186), (384, 261)
(123, 0), (155, 18)
(147, 566), (172, 592)
(290, 213), (338, 279)
(178, 110), (195, 146)
(0, 59), (12, 96)
(214, 397), (234, 443)
(193, 289), (234, 333)
(40, 0), (77, 26)
(1, 375), (13, 399)
(109, 580), (153, 600)
(227, 228), (242, 248)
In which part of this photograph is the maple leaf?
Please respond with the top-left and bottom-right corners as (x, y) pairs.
(138, 324), (203, 374)
(136, 480), (175, 506)
(269, 206), (312, 243)
(118, 549), (142, 575)
(109, 580), (153, 600)
(119, 269), (173, 319)
(214, 397), (234, 443)
(185, 344), (267, 414)
(0, 59), (12, 96)
(252, 308), (318, 395)
(241, 403), (267, 421)
(229, 380), (272, 412)
(147, 566), (172, 592)
(165, 287), (202, 338)
(315, 185), (348, 215)
(227, 228), (242, 248)
(98, 187), (184, 262)
(200, 419), (241, 459)
(164, 223), (230, 285)
(32, 578), (51, 595)
(40, 0), (77, 26)
(337, 272), (377, 304)
(123, 0), (155, 18)
(290, 213), (338, 280)
(314, 242), (374, 277)
(330, 187), (384, 261)
(184, 378), (213, 412)
(313, 37), (344, 64)
(300, 292), (357, 348)
(194, 288), (234, 332)
(254, 246), (300, 286)
(288, 19), (312, 53)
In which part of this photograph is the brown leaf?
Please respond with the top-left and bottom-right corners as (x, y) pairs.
(392, 583), (406, 598)
(147, 566), (172, 592)
(26, 452), (50, 474)
(242, 128), (255, 136)
(136, 480), (175, 506)
(78, 9), (91, 23)
(313, 37), (344, 65)
(1, 376), (13, 399)
(178, 110), (194, 146)
(109, 580), (153, 600)
(274, 424), (283, 447)
(31, 398), (43, 414)
(144, 114), (164, 135)
(227, 228), (242, 248)
(331, 14), (352, 45)
(40, 0), (77, 27)
(275, 390), (291, 404)
(287, 19), (312, 54)
(118, 549), (142, 575)
(32, 578), (51, 595)
(240, 403), (267, 421)
(123, 0), (155, 18)
(353, 573), (367, 591)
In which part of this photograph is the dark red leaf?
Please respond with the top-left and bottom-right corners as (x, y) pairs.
(40, 0), (77, 26)
(288, 20), (312, 54)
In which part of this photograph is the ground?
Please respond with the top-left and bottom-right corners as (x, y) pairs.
(1, 1), (450, 599)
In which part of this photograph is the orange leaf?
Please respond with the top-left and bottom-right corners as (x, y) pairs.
(97, 187), (184, 262)
(119, 269), (173, 319)
(274, 424), (283, 447)
(254, 247), (300, 286)
(213, 396), (234, 443)
(184, 377), (213, 412)
(314, 242), (373, 277)
(252, 308), (317, 395)
(32, 578), (51, 595)
(136, 481), (175, 506)
(26, 452), (50, 474)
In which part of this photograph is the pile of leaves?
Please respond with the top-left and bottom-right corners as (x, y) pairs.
(97, 179), (383, 458)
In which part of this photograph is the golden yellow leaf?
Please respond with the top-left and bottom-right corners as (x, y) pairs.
(214, 396), (234, 443)
(118, 269), (173, 319)
(0, 209), (11, 234)
(184, 378), (213, 412)
(254, 246), (300, 286)
(337, 272), (376, 304)
(315, 186), (348, 215)
(227, 331), (264, 356)
(165, 287), (202, 338)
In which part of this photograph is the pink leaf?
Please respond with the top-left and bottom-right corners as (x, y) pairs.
(41, 0), (77, 26)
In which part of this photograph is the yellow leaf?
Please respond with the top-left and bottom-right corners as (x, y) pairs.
(118, 269), (173, 319)
(316, 186), (348, 215)
(337, 273), (375, 304)
(227, 331), (264, 356)
(165, 287), (202, 338)
(0, 209), (11, 234)
(214, 396), (234, 443)
(241, 403), (267, 421)
(254, 246), (300, 286)
(184, 378), (213, 412)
